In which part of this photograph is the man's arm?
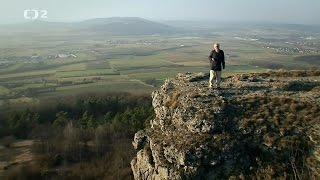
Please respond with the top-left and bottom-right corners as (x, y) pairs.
(208, 51), (213, 62)
(222, 51), (225, 69)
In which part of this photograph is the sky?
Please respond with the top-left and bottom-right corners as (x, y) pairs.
(1, 0), (320, 25)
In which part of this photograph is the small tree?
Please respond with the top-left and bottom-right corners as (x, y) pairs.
(78, 111), (97, 129)
(103, 112), (113, 124)
(7, 110), (39, 138)
(53, 111), (69, 128)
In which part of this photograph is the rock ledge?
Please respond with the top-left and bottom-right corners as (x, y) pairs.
(131, 70), (320, 180)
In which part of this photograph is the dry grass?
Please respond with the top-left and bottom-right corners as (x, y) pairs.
(232, 95), (320, 179)
(164, 91), (181, 109)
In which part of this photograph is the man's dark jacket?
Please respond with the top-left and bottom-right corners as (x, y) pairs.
(208, 50), (225, 71)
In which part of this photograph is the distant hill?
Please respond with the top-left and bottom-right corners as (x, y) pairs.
(0, 17), (182, 36)
(76, 17), (181, 35)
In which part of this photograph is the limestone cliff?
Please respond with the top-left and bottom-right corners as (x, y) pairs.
(131, 70), (320, 180)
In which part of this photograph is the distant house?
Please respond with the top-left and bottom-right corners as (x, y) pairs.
(47, 55), (55, 59)
(55, 53), (77, 58)
(56, 54), (69, 58)
(31, 55), (40, 59)
(70, 54), (77, 58)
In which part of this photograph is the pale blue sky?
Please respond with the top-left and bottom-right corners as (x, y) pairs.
(1, 0), (320, 25)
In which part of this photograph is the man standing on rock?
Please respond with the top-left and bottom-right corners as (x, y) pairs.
(208, 43), (225, 88)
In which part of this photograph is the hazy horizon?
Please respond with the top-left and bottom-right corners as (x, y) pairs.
(1, 0), (320, 25)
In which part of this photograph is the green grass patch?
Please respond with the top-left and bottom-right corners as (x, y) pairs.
(12, 83), (56, 91)
(55, 69), (119, 78)
(109, 57), (180, 71)
(56, 63), (87, 72)
(0, 86), (10, 96)
(86, 61), (111, 70)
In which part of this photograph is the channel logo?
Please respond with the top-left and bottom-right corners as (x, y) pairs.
(23, 9), (48, 20)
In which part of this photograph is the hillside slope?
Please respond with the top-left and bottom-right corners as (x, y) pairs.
(131, 70), (320, 179)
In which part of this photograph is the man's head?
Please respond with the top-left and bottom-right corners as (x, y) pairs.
(213, 43), (220, 52)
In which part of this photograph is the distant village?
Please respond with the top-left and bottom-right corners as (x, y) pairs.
(234, 35), (320, 55)
(29, 53), (78, 62)
(0, 53), (78, 65)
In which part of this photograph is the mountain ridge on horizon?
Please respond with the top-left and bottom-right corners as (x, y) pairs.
(0, 17), (319, 36)
(0, 17), (183, 35)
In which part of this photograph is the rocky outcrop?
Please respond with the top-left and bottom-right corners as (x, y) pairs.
(131, 70), (320, 179)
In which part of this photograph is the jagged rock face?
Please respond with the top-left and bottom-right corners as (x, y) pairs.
(131, 70), (320, 180)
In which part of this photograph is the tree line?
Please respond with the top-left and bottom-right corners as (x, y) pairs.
(1, 92), (154, 179)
